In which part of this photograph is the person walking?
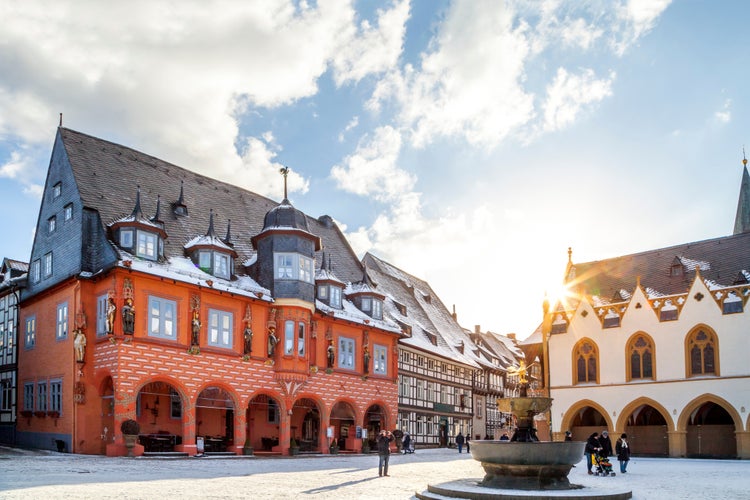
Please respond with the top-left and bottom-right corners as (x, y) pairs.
(598, 430), (613, 457)
(377, 430), (394, 477)
(615, 433), (631, 473)
(585, 432), (601, 475)
(455, 432), (465, 453)
(402, 431), (412, 454)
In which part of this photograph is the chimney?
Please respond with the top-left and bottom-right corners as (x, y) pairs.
(474, 325), (481, 334)
(452, 304), (457, 321)
(506, 333), (516, 340)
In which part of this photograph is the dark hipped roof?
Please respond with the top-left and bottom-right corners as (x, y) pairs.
(59, 128), (363, 283)
(566, 231), (750, 301)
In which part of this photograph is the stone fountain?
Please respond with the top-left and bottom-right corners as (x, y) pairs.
(416, 361), (632, 500)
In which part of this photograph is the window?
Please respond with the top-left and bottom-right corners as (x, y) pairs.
(267, 398), (279, 423)
(43, 252), (53, 278)
(120, 229), (133, 248)
(284, 320), (294, 355)
(23, 382), (34, 411)
(37, 381), (47, 412)
(1, 378), (13, 412)
(31, 260), (40, 283)
(686, 327), (719, 377)
(338, 337), (355, 369)
(627, 333), (655, 381)
(64, 203), (73, 221)
(330, 287), (342, 308)
(25, 316), (36, 348)
(372, 299), (383, 319)
(318, 285), (328, 299)
(722, 292), (744, 314)
(52, 182), (61, 199)
(96, 294), (109, 337)
(361, 297), (371, 311)
(170, 388), (182, 418)
(148, 296), (177, 339)
(48, 216), (56, 234)
(199, 251), (211, 271)
(207, 309), (233, 348)
(56, 302), (68, 340)
(50, 379), (62, 414)
(573, 339), (598, 384)
(137, 231), (157, 260)
(215, 253), (230, 279)
(297, 322), (305, 356)
(373, 344), (387, 375)
(274, 253), (314, 283)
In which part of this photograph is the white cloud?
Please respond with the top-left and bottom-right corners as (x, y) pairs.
(330, 125), (413, 201)
(542, 67), (615, 132)
(331, 0), (410, 85)
(237, 134), (309, 198)
(338, 116), (360, 142)
(714, 98), (731, 124)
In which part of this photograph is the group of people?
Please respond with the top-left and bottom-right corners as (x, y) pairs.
(583, 430), (631, 474)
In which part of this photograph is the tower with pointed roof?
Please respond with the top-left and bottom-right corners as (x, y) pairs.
(733, 153), (750, 234)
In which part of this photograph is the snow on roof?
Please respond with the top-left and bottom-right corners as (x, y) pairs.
(184, 234), (233, 251)
(316, 298), (401, 333)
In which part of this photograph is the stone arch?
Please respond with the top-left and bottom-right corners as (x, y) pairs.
(194, 383), (239, 452)
(133, 378), (189, 452)
(678, 393), (742, 458)
(291, 395), (323, 453)
(330, 399), (359, 451)
(560, 399), (614, 442)
(246, 391), (283, 453)
(616, 397), (674, 432)
(616, 397), (672, 457)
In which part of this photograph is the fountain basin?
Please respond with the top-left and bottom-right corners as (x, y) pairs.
(470, 440), (585, 490)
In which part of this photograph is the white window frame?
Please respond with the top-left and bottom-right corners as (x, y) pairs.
(198, 251), (211, 271)
(372, 299), (383, 319)
(48, 216), (56, 234)
(148, 296), (177, 339)
(284, 320), (294, 355)
(1, 377), (14, 412)
(208, 309), (233, 348)
(274, 253), (314, 283)
(120, 229), (133, 248)
(25, 316), (36, 348)
(338, 337), (355, 369)
(96, 294), (108, 337)
(56, 302), (68, 340)
(318, 285), (328, 299)
(37, 381), (47, 412)
(373, 344), (387, 375)
(43, 252), (53, 278)
(361, 297), (371, 311)
(214, 253), (230, 279)
(330, 287), (342, 308)
(50, 379), (62, 414)
(137, 230), (158, 260)
(298, 322), (306, 356)
(64, 203), (73, 221)
(52, 182), (61, 199)
(31, 260), (40, 283)
(23, 382), (34, 411)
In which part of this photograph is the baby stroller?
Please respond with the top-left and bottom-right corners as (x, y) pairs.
(593, 452), (615, 476)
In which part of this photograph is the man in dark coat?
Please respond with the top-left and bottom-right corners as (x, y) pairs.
(598, 430), (613, 457)
(455, 432), (465, 453)
(377, 430), (394, 477)
(585, 432), (602, 475)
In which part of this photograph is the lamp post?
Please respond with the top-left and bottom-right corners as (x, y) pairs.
(541, 294), (553, 441)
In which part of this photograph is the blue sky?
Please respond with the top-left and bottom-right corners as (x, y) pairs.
(1, 0), (748, 338)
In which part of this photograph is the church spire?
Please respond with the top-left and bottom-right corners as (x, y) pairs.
(733, 149), (750, 235)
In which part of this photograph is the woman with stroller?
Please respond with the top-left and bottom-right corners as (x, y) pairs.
(585, 432), (602, 475)
(615, 433), (631, 473)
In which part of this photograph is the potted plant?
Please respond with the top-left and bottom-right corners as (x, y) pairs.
(242, 435), (254, 455)
(120, 418), (140, 457)
(289, 438), (299, 456)
(329, 438), (339, 455)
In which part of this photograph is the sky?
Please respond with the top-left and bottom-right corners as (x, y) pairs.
(1, 0), (749, 339)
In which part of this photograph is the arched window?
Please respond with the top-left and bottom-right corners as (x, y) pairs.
(573, 339), (598, 384)
(627, 333), (655, 381)
(685, 327), (719, 377)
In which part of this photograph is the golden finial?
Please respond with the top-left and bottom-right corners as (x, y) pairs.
(743, 146), (747, 167)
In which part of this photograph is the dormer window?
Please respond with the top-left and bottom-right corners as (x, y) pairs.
(318, 285), (328, 299)
(197, 250), (232, 279)
(330, 286), (342, 308)
(274, 253), (314, 283)
(359, 296), (383, 319)
(111, 187), (167, 262)
(137, 231), (158, 260)
(120, 229), (133, 248)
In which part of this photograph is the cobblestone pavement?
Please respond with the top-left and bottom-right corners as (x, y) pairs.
(1, 446), (749, 499)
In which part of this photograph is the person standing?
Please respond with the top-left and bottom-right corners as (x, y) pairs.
(598, 430), (613, 457)
(615, 433), (631, 473)
(585, 432), (601, 475)
(377, 430), (394, 477)
(564, 431), (572, 441)
(455, 432), (465, 453)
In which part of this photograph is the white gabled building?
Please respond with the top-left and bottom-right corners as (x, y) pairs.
(542, 159), (750, 459)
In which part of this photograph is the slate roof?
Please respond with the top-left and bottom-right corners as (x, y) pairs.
(565, 231), (750, 304)
(59, 128), (364, 284)
(363, 252), (479, 368)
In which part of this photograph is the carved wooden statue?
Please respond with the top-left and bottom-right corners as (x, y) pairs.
(327, 340), (335, 368)
(106, 297), (117, 334)
(121, 298), (135, 335)
(267, 326), (278, 357)
(74, 329), (86, 363)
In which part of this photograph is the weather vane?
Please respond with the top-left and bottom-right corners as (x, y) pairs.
(279, 166), (289, 201)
